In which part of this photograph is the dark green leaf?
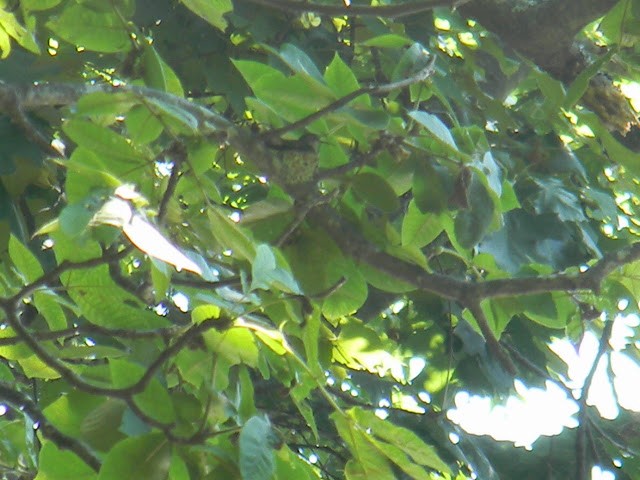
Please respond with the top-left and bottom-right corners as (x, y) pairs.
(454, 173), (497, 248)
(97, 433), (171, 480)
(46, 5), (130, 53)
(181, 0), (232, 30)
(412, 162), (451, 213)
(239, 416), (275, 480)
(352, 172), (400, 212)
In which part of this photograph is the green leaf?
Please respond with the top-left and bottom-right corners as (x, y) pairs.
(34, 441), (96, 480)
(8, 235), (43, 282)
(333, 319), (389, 371)
(532, 178), (585, 222)
(19, 355), (61, 379)
(142, 45), (185, 97)
(564, 50), (615, 108)
(401, 200), (444, 248)
(275, 447), (321, 480)
(63, 119), (145, 166)
(110, 359), (176, 424)
(0, 27), (10, 58)
(534, 70), (564, 114)
(76, 92), (136, 117)
(582, 112), (640, 177)
(277, 43), (324, 82)
(21, 0), (62, 11)
(181, 0), (233, 31)
(322, 261), (368, 320)
(64, 148), (121, 203)
(251, 244), (301, 293)
(59, 203), (96, 237)
(98, 433), (171, 480)
(599, 0), (631, 44)
(412, 162), (450, 213)
(125, 105), (164, 144)
(351, 409), (452, 475)
(237, 365), (257, 421)
(46, 4), (130, 53)
(239, 416), (275, 480)
(234, 59), (335, 124)
(360, 263), (416, 293)
(303, 310), (322, 377)
(0, 10), (40, 54)
(519, 293), (566, 329)
(474, 151), (502, 197)
(33, 290), (67, 331)
(352, 172), (400, 212)
(332, 414), (395, 480)
(207, 208), (256, 261)
(361, 34), (413, 48)
(191, 304), (221, 324)
(325, 53), (365, 103)
(409, 111), (458, 151)
(169, 452), (190, 480)
(454, 173), (496, 248)
(203, 328), (259, 366)
(58, 263), (163, 329)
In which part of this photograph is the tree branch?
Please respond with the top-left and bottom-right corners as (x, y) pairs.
(0, 381), (101, 472)
(0, 298), (228, 399)
(242, 0), (470, 19)
(466, 302), (516, 374)
(262, 56), (437, 140)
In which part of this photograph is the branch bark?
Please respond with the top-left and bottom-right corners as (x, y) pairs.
(0, 381), (101, 472)
(459, 0), (619, 81)
(241, 0), (470, 18)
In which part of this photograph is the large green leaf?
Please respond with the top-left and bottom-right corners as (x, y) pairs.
(352, 172), (400, 213)
(97, 433), (171, 480)
(46, 4), (130, 53)
(8, 235), (43, 282)
(34, 441), (96, 480)
(401, 201), (445, 248)
(351, 409), (451, 475)
(203, 328), (259, 367)
(332, 414), (395, 480)
(110, 359), (176, 424)
(239, 416), (274, 480)
(62, 120), (147, 171)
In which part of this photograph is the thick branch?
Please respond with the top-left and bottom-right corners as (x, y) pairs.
(242, 0), (469, 18)
(459, 0), (619, 80)
(1, 82), (232, 132)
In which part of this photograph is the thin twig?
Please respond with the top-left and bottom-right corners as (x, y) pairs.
(579, 321), (613, 408)
(158, 143), (186, 225)
(0, 300), (228, 399)
(263, 56), (437, 140)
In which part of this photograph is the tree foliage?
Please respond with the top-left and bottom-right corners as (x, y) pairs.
(0, 0), (638, 479)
